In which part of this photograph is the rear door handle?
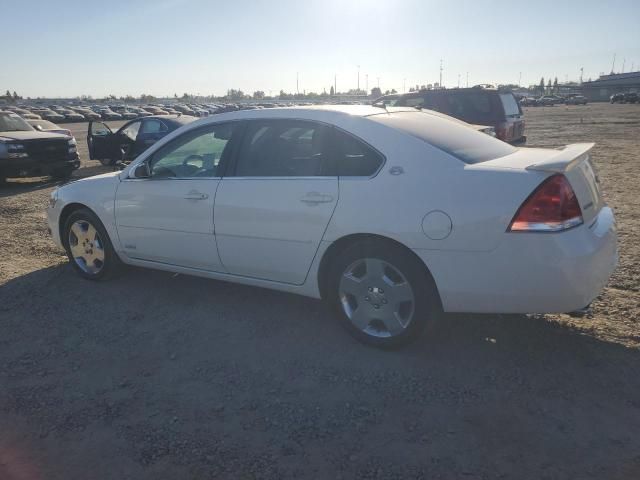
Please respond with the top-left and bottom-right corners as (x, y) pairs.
(300, 192), (334, 205)
(184, 190), (209, 200)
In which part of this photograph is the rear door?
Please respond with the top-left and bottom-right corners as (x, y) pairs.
(214, 119), (338, 284)
(87, 121), (115, 160)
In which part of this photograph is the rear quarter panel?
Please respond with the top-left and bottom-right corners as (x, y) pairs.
(324, 123), (548, 254)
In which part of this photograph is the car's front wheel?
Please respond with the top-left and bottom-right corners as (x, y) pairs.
(328, 241), (441, 348)
(63, 208), (121, 280)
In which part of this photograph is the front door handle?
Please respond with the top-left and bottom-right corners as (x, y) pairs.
(184, 190), (209, 200)
(300, 192), (334, 205)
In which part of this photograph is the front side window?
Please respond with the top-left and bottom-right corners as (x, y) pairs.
(149, 123), (237, 178)
(121, 121), (141, 140)
(234, 120), (330, 177)
(404, 96), (426, 108)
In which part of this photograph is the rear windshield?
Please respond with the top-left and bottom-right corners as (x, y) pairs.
(369, 110), (516, 164)
(499, 93), (521, 117)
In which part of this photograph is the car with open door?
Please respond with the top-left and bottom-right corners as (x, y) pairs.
(49, 106), (617, 349)
(87, 114), (196, 166)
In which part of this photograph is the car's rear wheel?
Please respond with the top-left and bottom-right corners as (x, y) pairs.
(63, 208), (121, 280)
(328, 241), (441, 348)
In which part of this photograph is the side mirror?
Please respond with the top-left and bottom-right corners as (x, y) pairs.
(34, 125), (43, 131)
(132, 162), (150, 178)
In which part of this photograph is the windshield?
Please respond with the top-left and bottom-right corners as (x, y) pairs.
(499, 93), (521, 117)
(369, 110), (516, 164)
(0, 113), (34, 132)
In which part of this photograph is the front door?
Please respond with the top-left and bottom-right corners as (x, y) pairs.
(214, 119), (338, 285)
(132, 118), (169, 158)
(115, 122), (239, 271)
(87, 121), (115, 160)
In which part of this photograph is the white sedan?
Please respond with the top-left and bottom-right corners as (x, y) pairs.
(47, 105), (617, 348)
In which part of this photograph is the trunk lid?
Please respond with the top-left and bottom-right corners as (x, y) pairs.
(468, 143), (604, 225)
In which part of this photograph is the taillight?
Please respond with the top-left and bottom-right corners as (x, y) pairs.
(495, 123), (509, 141)
(508, 174), (583, 232)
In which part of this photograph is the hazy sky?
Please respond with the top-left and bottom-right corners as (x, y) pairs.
(2, 0), (639, 98)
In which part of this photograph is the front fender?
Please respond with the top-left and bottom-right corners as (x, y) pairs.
(53, 172), (121, 250)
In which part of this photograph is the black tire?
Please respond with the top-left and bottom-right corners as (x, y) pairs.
(63, 208), (122, 280)
(52, 167), (74, 180)
(327, 240), (441, 349)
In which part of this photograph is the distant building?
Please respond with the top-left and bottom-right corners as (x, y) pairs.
(581, 71), (640, 102)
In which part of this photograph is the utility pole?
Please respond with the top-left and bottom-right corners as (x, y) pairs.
(357, 65), (360, 92)
(622, 58), (626, 73)
(580, 67), (583, 84)
(466, 72), (469, 88)
(518, 72), (522, 86)
(439, 59), (443, 88)
(611, 53), (616, 74)
(365, 74), (368, 94)
(403, 78), (406, 93)
(296, 72), (299, 94)
(457, 74), (460, 88)
(334, 74), (337, 96)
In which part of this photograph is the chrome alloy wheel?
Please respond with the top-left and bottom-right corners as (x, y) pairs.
(338, 257), (415, 338)
(68, 220), (105, 275)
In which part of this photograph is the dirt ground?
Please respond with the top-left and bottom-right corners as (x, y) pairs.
(0, 103), (639, 479)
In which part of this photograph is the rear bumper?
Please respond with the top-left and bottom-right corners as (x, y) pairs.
(0, 155), (80, 178)
(414, 207), (618, 314)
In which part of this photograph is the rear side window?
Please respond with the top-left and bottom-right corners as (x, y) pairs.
(141, 119), (168, 134)
(443, 92), (492, 117)
(234, 120), (330, 177)
(330, 129), (384, 176)
(369, 111), (516, 164)
(499, 93), (521, 117)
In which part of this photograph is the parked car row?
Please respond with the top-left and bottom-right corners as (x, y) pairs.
(519, 95), (588, 107)
(610, 92), (639, 104)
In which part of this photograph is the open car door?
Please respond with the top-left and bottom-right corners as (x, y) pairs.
(87, 121), (117, 163)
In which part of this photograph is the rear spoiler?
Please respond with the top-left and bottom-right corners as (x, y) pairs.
(526, 143), (595, 173)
